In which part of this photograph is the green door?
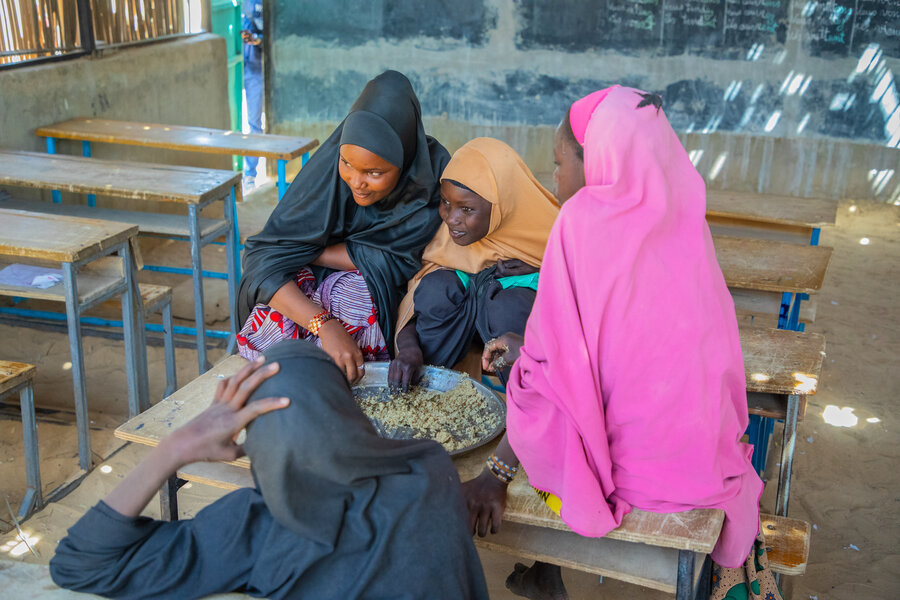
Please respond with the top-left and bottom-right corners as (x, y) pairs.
(210, 0), (244, 171)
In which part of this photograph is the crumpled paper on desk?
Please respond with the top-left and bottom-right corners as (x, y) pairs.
(0, 264), (64, 289)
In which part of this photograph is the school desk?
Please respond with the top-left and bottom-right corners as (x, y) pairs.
(36, 117), (319, 201)
(0, 209), (146, 471)
(0, 150), (241, 374)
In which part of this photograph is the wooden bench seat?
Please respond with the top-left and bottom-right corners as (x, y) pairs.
(0, 196), (228, 239)
(175, 460), (808, 585)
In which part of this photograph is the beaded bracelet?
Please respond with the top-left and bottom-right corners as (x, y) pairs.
(485, 453), (518, 485)
(307, 309), (335, 336)
(486, 461), (513, 485)
(490, 453), (518, 476)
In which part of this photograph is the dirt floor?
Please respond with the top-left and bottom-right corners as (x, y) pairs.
(1, 191), (898, 599)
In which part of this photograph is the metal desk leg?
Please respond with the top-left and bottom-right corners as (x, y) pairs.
(81, 141), (97, 207)
(775, 393), (801, 517)
(62, 263), (91, 471)
(162, 300), (177, 398)
(277, 159), (287, 201)
(676, 549), (696, 600)
(45, 137), (62, 204)
(18, 383), (42, 520)
(160, 475), (184, 521)
(225, 188), (240, 354)
(787, 293), (809, 332)
(120, 243), (149, 415)
(188, 205), (210, 373)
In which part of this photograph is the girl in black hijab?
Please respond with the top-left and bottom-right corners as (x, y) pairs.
(50, 340), (490, 600)
(236, 71), (449, 383)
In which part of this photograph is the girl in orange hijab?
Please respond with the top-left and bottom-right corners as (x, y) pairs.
(388, 137), (559, 390)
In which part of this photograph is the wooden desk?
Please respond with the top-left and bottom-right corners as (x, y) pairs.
(707, 190), (838, 245)
(742, 327), (825, 516)
(0, 209), (147, 471)
(119, 323), (825, 527)
(36, 117), (320, 200)
(0, 151), (241, 373)
(715, 234), (832, 329)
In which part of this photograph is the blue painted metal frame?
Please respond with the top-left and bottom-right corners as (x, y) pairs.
(45, 137), (62, 203)
(81, 141), (97, 207)
(275, 152), (310, 201)
(0, 306), (231, 339)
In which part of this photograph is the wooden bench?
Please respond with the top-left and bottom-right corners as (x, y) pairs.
(707, 189), (838, 246)
(0, 361), (40, 519)
(0, 208), (146, 472)
(36, 117), (320, 200)
(174, 438), (808, 598)
(0, 151), (242, 374)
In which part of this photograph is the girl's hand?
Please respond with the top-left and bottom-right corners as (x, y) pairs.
(164, 358), (289, 466)
(462, 470), (509, 536)
(482, 332), (525, 373)
(389, 346), (423, 393)
(496, 258), (539, 277)
(318, 319), (365, 384)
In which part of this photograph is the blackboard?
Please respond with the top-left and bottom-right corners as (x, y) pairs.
(801, 0), (900, 58)
(516, 0), (788, 58)
(272, 0), (497, 46)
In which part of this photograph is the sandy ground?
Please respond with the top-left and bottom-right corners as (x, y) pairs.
(0, 193), (898, 599)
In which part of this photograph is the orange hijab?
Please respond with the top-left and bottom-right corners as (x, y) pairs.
(395, 137), (559, 340)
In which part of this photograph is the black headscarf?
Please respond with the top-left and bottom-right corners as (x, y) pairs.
(237, 71), (449, 351)
(244, 339), (489, 598)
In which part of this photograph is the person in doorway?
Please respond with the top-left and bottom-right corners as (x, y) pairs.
(465, 86), (767, 600)
(236, 71), (448, 384)
(241, 0), (264, 188)
(388, 138), (559, 392)
(50, 340), (490, 600)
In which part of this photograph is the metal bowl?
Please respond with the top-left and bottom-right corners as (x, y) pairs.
(353, 362), (506, 456)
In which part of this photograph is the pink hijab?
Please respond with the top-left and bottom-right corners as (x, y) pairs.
(505, 86), (762, 568)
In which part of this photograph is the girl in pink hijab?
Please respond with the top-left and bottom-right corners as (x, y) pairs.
(465, 86), (765, 599)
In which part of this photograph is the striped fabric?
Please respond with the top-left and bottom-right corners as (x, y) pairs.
(237, 268), (389, 362)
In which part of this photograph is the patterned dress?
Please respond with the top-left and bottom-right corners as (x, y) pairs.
(237, 267), (389, 362)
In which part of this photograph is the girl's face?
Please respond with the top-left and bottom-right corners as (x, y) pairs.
(439, 180), (492, 246)
(338, 144), (402, 207)
(553, 124), (586, 206)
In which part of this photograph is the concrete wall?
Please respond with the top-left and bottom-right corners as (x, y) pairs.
(266, 0), (900, 202)
(0, 33), (231, 206)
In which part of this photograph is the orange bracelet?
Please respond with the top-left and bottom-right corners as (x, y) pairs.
(307, 309), (335, 336)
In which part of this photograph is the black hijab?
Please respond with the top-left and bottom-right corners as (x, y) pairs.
(244, 339), (489, 598)
(237, 71), (449, 351)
